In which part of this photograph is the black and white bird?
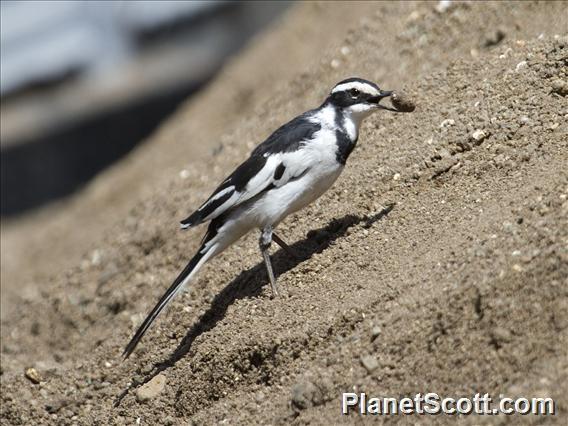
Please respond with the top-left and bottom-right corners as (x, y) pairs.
(123, 77), (394, 358)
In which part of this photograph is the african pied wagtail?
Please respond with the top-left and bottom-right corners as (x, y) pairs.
(124, 78), (394, 358)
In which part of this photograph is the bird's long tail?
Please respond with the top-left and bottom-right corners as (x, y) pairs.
(122, 239), (217, 359)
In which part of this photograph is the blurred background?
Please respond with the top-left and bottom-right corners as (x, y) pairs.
(2, 2), (568, 421)
(1, 0), (289, 216)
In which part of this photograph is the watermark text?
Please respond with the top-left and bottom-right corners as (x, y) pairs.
(341, 392), (555, 416)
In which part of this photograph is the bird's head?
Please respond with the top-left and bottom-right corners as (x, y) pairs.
(327, 78), (393, 121)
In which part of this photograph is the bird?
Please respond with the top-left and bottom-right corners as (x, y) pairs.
(123, 77), (394, 358)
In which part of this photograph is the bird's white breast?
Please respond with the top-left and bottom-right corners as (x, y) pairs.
(249, 126), (344, 227)
(222, 104), (354, 232)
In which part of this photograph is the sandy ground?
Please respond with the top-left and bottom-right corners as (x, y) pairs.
(1, 2), (567, 424)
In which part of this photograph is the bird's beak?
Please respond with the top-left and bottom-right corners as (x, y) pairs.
(369, 90), (396, 111)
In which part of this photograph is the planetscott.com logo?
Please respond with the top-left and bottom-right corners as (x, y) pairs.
(341, 392), (555, 416)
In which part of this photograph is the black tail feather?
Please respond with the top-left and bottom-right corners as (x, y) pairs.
(180, 217), (193, 228)
(122, 249), (206, 359)
(180, 210), (203, 229)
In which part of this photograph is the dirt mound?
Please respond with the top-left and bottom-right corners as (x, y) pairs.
(1, 2), (567, 424)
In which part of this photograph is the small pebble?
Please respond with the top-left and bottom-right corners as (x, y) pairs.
(483, 28), (506, 48)
(90, 249), (102, 266)
(550, 79), (568, 96)
(435, 0), (452, 13)
(492, 327), (512, 343)
(515, 61), (528, 72)
(291, 381), (321, 410)
(371, 326), (382, 340)
(255, 391), (265, 403)
(499, 47), (513, 59)
(360, 355), (379, 373)
(471, 129), (487, 142)
(502, 221), (515, 233)
(554, 35), (568, 48)
(136, 374), (167, 402)
(407, 10), (421, 23)
(25, 368), (42, 384)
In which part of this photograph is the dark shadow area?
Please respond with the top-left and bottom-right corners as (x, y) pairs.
(115, 203), (395, 406)
(1, 82), (204, 216)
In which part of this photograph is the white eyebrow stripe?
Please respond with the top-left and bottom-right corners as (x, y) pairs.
(331, 81), (380, 96)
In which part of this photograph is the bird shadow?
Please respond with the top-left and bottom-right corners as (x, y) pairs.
(114, 203), (394, 406)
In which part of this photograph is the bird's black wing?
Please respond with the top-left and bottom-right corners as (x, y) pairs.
(180, 112), (321, 228)
(250, 111), (321, 156)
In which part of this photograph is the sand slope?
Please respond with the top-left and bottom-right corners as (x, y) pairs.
(1, 2), (567, 424)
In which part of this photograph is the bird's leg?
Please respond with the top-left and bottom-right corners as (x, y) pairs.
(272, 233), (299, 259)
(259, 226), (279, 297)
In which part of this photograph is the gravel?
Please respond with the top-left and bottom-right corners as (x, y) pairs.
(1, 2), (567, 424)
(136, 374), (167, 403)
